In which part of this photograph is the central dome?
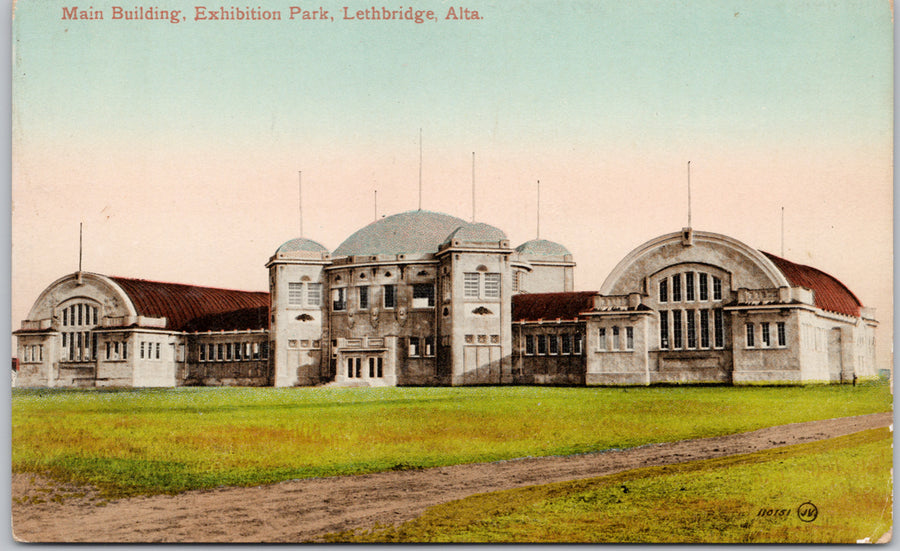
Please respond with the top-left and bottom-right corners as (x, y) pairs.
(334, 210), (468, 256)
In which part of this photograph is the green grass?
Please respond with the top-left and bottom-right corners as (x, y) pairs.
(330, 427), (893, 543)
(12, 382), (891, 498)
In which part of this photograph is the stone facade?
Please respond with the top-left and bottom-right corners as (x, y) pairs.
(15, 214), (877, 387)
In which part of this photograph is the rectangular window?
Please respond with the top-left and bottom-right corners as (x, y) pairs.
(484, 273), (501, 298)
(464, 273), (480, 298)
(114, 341), (120, 359)
(332, 288), (347, 311)
(700, 309), (710, 348)
(93, 307), (98, 325)
(672, 274), (682, 302)
(412, 284), (435, 308)
(235, 342), (242, 360)
(225, 343), (232, 360)
(699, 273), (709, 301)
(626, 327), (634, 351)
(207, 343), (214, 361)
(424, 336), (435, 357)
(659, 278), (668, 303)
(78, 304), (83, 326)
(141, 342), (145, 359)
(307, 283), (322, 306)
(355, 358), (362, 378)
(660, 311), (669, 349)
(122, 342), (128, 360)
(358, 286), (369, 310)
(105, 341), (110, 360)
(377, 357), (384, 377)
(777, 322), (786, 347)
(574, 333), (583, 355)
(383, 285), (396, 308)
(75, 332), (82, 360)
(261, 341), (269, 359)
(369, 357), (376, 378)
(92, 334), (97, 360)
(673, 310), (683, 348)
(685, 272), (695, 301)
(686, 310), (696, 348)
(713, 277), (722, 301)
(409, 337), (420, 357)
(288, 282), (303, 306)
(612, 326), (620, 351)
(253, 342), (260, 359)
(200, 344), (206, 361)
(598, 328), (607, 351)
(525, 334), (534, 355)
(561, 333), (572, 355)
(347, 357), (354, 378)
(63, 308), (68, 327)
(217, 343), (224, 360)
(714, 309), (724, 348)
(537, 334), (547, 355)
(548, 334), (559, 355)
(746, 323), (755, 348)
(762, 323), (771, 347)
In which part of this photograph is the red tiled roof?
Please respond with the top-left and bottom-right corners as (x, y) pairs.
(181, 306), (269, 332)
(761, 252), (862, 317)
(512, 291), (597, 322)
(109, 277), (270, 331)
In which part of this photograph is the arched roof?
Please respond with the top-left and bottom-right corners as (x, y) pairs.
(275, 237), (329, 255)
(515, 239), (571, 256)
(334, 210), (467, 256)
(762, 252), (862, 317)
(443, 222), (507, 245)
(109, 276), (269, 331)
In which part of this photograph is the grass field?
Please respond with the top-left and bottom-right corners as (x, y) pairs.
(11, 382), (892, 498)
(331, 427), (892, 543)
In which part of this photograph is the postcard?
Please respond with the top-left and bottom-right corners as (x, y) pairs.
(10, 0), (893, 543)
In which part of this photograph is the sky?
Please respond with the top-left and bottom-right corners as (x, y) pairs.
(10, 0), (894, 371)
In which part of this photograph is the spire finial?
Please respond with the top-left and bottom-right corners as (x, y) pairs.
(536, 179), (541, 240)
(471, 152), (476, 222)
(298, 171), (304, 237)
(687, 161), (692, 229)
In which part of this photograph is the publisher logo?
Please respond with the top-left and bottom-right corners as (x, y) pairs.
(797, 501), (818, 522)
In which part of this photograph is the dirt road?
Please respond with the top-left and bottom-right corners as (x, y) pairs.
(12, 411), (892, 542)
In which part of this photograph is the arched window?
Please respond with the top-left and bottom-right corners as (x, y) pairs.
(59, 300), (100, 362)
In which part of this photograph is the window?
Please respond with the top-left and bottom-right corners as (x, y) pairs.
(105, 341), (110, 360)
(659, 278), (668, 303)
(513, 271), (525, 292)
(369, 357), (376, 378)
(141, 342), (146, 359)
(332, 288), (346, 311)
(713, 277), (722, 301)
(484, 273), (501, 298)
(225, 343), (232, 360)
(358, 286), (369, 309)
(261, 341), (269, 359)
(408, 337), (420, 357)
(626, 327), (634, 351)
(686, 310), (696, 349)
(307, 283), (322, 306)
(413, 284), (435, 308)
(673, 310), (683, 348)
(561, 333), (572, 355)
(464, 273), (480, 298)
(122, 342), (128, 360)
(525, 334), (535, 355)
(700, 309), (710, 348)
(200, 344), (206, 361)
(598, 328), (607, 351)
(253, 342), (260, 359)
(537, 335), (547, 355)
(217, 343), (224, 360)
(383, 285), (396, 308)
(777, 322), (786, 347)
(762, 323), (771, 347)
(377, 357), (383, 377)
(574, 333), (583, 355)
(699, 273), (708, 301)
(612, 326), (620, 350)
(714, 309), (724, 348)
(424, 337), (435, 357)
(746, 323), (755, 348)
(548, 334), (559, 355)
(672, 274), (682, 302)
(63, 308), (68, 326)
(288, 282), (304, 305)
(685, 272), (695, 301)
(235, 342), (242, 360)
(660, 311), (669, 349)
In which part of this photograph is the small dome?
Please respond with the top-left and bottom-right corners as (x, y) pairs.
(443, 222), (507, 245)
(334, 210), (467, 256)
(515, 239), (571, 257)
(276, 237), (330, 255)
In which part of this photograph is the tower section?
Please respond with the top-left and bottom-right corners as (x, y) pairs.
(266, 237), (331, 386)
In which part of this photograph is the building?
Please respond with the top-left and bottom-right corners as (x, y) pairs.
(14, 213), (877, 387)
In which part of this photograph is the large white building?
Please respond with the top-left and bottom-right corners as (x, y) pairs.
(14, 212), (877, 387)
